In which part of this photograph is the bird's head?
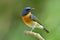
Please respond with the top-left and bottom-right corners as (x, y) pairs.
(22, 7), (34, 16)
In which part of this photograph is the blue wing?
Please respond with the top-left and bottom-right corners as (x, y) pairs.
(30, 14), (40, 24)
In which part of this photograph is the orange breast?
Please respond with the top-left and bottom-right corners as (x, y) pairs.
(22, 12), (33, 25)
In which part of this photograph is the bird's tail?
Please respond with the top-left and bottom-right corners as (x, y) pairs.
(43, 27), (49, 33)
(39, 25), (49, 33)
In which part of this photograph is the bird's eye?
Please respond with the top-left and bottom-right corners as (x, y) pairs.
(27, 9), (30, 10)
(27, 9), (31, 11)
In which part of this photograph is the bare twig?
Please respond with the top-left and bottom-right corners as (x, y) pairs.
(24, 30), (45, 40)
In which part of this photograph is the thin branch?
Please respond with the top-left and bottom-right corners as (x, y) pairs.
(24, 30), (45, 40)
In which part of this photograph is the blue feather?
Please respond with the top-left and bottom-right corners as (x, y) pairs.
(30, 14), (40, 24)
(30, 14), (36, 19)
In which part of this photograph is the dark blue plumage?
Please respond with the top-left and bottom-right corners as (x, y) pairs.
(22, 7), (31, 16)
(30, 14), (36, 19)
(30, 14), (41, 24)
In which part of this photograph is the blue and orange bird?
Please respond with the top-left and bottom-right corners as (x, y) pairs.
(21, 7), (49, 33)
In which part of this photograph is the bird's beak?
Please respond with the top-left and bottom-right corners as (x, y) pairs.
(31, 8), (35, 10)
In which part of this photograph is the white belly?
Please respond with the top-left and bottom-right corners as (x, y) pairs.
(25, 21), (44, 29)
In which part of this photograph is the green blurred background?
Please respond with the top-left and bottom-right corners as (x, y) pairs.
(0, 0), (60, 40)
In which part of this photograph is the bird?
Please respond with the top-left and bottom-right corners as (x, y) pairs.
(21, 7), (49, 33)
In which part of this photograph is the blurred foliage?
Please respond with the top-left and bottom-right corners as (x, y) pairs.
(0, 0), (60, 40)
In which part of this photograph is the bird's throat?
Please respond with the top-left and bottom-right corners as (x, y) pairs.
(22, 12), (32, 24)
